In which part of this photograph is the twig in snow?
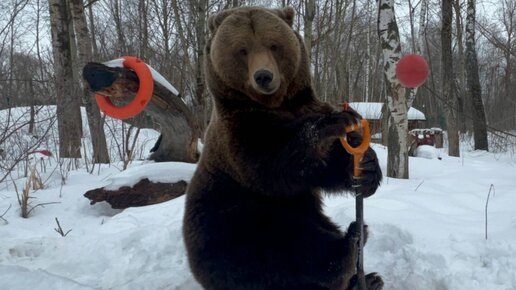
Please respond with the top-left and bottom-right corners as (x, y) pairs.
(485, 184), (495, 240)
(54, 217), (72, 237)
(26, 202), (61, 217)
(414, 180), (424, 191)
(0, 204), (11, 224)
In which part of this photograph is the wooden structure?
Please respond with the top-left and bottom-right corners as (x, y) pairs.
(408, 128), (443, 156)
(349, 102), (426, 142)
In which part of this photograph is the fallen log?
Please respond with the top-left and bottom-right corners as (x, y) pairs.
(82, 62), (200, 163)
(84, 178), (187, 209)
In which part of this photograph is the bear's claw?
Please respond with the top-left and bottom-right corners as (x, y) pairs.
(347, 272), (384, 290)
(346, 221), (369, 246)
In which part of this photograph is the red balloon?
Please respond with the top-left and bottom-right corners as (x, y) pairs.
(396, 54), (429, 88)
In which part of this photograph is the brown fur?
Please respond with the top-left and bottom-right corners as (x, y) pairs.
(183, 6), (383, 290)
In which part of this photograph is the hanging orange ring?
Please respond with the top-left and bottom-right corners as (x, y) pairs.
(95, 56), (154, 120)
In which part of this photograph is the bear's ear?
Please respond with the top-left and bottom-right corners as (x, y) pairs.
(208, 10), (234, 34)
(274, 6), (295, 27)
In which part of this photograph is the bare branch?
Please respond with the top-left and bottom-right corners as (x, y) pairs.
(0, 204), (11, 223)
(485, 184), (495, 240)
(54, 217), (72, 237)
(26, 202), (61, 217)
(84, 0), (100, 9)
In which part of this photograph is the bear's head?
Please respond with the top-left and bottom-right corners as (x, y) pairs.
(206, 7), (311, 109)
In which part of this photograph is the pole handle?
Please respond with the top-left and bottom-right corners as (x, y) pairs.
(339, 119), (371, 177)
(339, 112), (371, 290)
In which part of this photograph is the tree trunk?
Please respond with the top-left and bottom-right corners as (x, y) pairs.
(454, 0), (467, 132)
(138, 0), (149, 59)
(191, 0), (209, 130)
(378, 0), (409, 179)
(87, 2), (99, 58)
(28, 79), (36, 135)
(112, 0), (126, 56)
(441, 0), (460, 157)
(69, 0), (110, 163)
(405, 0), (428, 110)
(465, 0), (488, 150)
(49, 0), (83, 158)
(304, 0), (316, 62)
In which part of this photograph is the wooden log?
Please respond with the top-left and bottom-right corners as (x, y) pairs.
(84, 179), (187, 209)
(82, 62), (200, 163)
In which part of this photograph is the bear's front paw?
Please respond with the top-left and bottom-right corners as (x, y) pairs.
(314, 111), (361, 141)
(346, 221), (369, 246)
(355, 147), (382, 197)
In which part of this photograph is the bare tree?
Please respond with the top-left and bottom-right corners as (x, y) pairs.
(406, 0), (427, 108)
(303, 0), (316, 62)
(49, 0), (83, 158)
(453, 0), (467, 132)
(190, 0), (209, 129)
(465, 0), (488, 150)
(442, 0), (460, 157)
(69, 0), (110, 163)
(477, 1), (516, 130)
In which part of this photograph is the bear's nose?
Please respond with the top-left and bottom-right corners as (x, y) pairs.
(254, 70), (273, 89)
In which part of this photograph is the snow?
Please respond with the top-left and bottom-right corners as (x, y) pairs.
(1, 106), (516, 289)
(414, 145), (438, 159)
(349, 102), (426, 121)
(103, 162), (197, 190)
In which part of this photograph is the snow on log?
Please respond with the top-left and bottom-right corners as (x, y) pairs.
(84, 162), (196, 209)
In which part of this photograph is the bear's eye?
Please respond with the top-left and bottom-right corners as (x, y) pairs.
(239, 48), (248, 56)
(270, 44), (278, 52)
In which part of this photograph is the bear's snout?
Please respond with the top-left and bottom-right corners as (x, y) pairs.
(253, 70), (274, 92)
(251, 67), (280, 96)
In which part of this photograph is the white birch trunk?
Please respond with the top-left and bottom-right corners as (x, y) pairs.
(378, 0), (409, 179)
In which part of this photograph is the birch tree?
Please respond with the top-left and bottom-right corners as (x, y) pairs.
(378, 0), (409, 179)
(49, 0), (83, 158)
(465, 0), (488, 150)
(442, 0), (460, 157)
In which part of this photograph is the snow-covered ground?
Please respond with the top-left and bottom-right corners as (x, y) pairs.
(1, 144), (514, 290)
(1, 107), (515, 289)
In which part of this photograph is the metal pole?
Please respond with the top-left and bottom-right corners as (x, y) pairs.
(355, 194), (367, 290)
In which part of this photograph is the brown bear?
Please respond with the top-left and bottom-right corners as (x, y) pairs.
(183, 6), (383, 290)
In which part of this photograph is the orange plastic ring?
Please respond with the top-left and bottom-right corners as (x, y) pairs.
(95, 56), (154, 120)
(339, 119), (371, 177)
